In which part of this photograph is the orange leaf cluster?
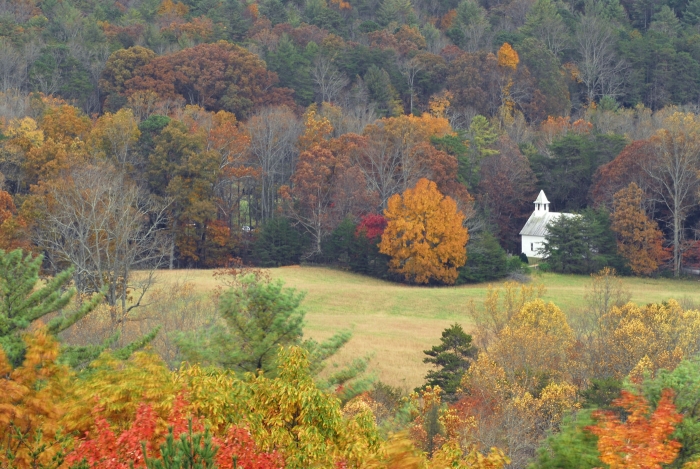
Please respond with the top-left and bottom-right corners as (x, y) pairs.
(589, 389), (682, 469)
(0, 331), (70, 468)
(379, 178), (468, 284)
(611, 183), (667, 275)
(497, 43), (519, 70)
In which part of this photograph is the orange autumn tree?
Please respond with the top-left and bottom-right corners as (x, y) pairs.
(611, 182), (667, 275)
(497, 43), (519, 124)
(0, 190), (30, 251)
(379, 178), (468, 284)
(0, 331), (72, 469)
(588, 389), (682, 469)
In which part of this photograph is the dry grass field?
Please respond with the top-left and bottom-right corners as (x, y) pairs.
(150, 267), (700, 390)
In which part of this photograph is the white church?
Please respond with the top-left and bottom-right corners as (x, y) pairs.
(519, 191), (575, 258)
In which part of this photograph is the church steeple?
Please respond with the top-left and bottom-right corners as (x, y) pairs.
(533, 190), (550, 212)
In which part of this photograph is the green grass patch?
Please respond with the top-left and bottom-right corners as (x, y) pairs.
(154, 267), (700, 389)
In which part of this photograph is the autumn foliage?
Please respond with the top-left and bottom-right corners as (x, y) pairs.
(123, 41), (293, 118)
(0, 331), (69, 469)
(611, 182), (667, 275)
(379, 178), (468, 284)
(589, 389), (682, 469)
(65, 397), (284, 469)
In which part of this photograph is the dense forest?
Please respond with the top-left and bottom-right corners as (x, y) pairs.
(1, 0), (700, 282)
(3, 0), (700, 467)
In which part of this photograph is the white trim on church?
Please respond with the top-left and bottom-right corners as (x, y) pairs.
(519, 191), (575, 257)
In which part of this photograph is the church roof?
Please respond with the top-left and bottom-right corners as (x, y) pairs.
(533, 190), (550, 204)
(519, 211), (575, 237)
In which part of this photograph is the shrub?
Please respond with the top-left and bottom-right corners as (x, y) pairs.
(457, 232), (509, 284)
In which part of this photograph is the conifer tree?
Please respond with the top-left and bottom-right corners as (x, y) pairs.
(422, 323), (477, 397)
(144, 423), (218, 469)
(0, 249), (99, 366)
(0, 248), (155, 369)
(177, 275), (371, 396)
(177, 274), (305, 375)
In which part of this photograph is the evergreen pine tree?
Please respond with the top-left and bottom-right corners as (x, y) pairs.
(539, 208), (623, 274)
(457, 232), (509, 283)
(143, 422), (218, 469)
(252, 217), (306, 267)
(1, 248), (159, 369)
(177, 275), (372, 397)
(0, 249), (100, 366)
(422, 324), (477, 398)
(177, 274), (306, 375)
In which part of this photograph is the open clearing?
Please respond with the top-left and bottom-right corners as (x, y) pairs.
(154, 267), (700, 390)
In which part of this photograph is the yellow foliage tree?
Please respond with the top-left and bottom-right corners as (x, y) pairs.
(298, 105), (334, 152)
(62, 351), (180, 435)
(5, 117), (44, 149)
(378, 113), (454, 143)
(496, 43), (519, 124)
(179, 347), (380, 469)
(488, 299), (575, 388)
(0, 331), (72, 469)
(467, 281), (546, 348)
(598, 300), (700, 378)
(429, 91), (453, 119)
(39, 105), (92, 144)
(88, 108), (141, 167)
(379, 178), (468, 284)
(497, 43), (519, 70)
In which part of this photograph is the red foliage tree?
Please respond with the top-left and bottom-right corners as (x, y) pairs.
(590, 139), (657, 209)
(216, 426), (285, 469)
(65, 394), (283, 469)
(356, 213), (387, 240)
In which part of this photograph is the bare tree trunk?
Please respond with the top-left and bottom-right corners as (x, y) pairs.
(246, 106), (301, 221)
(575, 14), (626, 103)
(32, 161), (170, 306)
(169, 235), (175, 270)
(643, 112), (700, 277)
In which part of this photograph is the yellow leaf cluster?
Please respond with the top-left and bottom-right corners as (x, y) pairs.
(180, 346), (380, 469)
(365, 432), (509, 469)
(381, 113), (454, 142)
(62, 350), (180, 435)
(5, 117), (44, 148)
(429, 91), (453, 119)
(298, 105), (334, 152)
(599, 300), (700, 379)
(88, 108), (141, 163)
(467, 281), (546, 348)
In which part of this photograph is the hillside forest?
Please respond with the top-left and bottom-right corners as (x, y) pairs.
(3, 0), (700, 467)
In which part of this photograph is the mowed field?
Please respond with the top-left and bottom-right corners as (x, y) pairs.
(154, 267), (700, 390)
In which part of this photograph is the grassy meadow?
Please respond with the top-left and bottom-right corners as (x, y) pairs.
(149, 267), (700, 390)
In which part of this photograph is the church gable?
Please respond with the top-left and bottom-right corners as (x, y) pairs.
(520, 190), (575, 256)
